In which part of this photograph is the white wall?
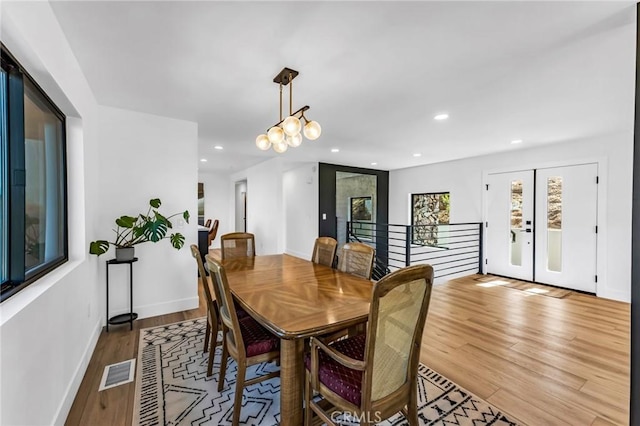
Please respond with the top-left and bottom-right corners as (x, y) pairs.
(228, 159), (319, 258)
(95, 106), (199, 319)
(198, 171), (233, 248)
(1, 3), (102, 425)
(0, 3), (200, 425)
(230, 158), (285, 255)
(389, 132), (633, 302)
(283, 163), (319, 259)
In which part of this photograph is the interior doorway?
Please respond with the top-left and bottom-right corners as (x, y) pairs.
(485, 163), (598, 292)
(235, 180), (247, 232)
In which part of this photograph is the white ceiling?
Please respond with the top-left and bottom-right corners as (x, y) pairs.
(49, 1), (636, 174)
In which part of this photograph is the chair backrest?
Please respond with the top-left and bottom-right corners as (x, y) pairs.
(338, 242), (375, 280)
(220, 232), (256, 259)
(204, 218), (212, 229)
(312, 237), (338, 268)
(208, 219), (219, 245)
(361, 264), (434, 405)
(190, 245), (217, 323)
(205, 255), (246, 358)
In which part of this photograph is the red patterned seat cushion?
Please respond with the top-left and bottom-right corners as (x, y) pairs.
(304, 334), (366, 406)
(234, 301), (249, 319)
(239, 316), (280, 357)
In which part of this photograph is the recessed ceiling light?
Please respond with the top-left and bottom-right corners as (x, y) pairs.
(371, 162), (378, 166)
(511, 139), (523, 144)
(200, 158), (208, 162)
(413, 153), (422, 157)
(434, 113), (449, 120)
(331, 148), (340, 153)
(214, 145), (224, 150)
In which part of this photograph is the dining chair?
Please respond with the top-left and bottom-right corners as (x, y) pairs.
(204, 218), (212, 229)
(304, 264), (434, 426)
(189, 245), (221, 377)
(207, 219), (219, 248)
(206, 255), (280, 426)
(338, 242), (375, 280)
(220, 232), (256, 259)
(312, 237), (338, 268)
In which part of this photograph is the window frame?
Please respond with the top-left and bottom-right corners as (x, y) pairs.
(410, 191), (450, 247)
(1, 44), (68, 302)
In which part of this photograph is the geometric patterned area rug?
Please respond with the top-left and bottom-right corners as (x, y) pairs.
(133, 318), (521, 425)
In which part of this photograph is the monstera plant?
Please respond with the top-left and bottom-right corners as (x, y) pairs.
(89, 198), (190, 261)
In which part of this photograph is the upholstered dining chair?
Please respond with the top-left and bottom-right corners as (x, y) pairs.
(312, 237), (338, 268)
(189, 244), (221, 377)
(207, 219), (219, 248)
(220, 232), (256, 259)
(304, 264), (434, 426)
(338, 242), (375, 280)
(206, 255), (280, 426)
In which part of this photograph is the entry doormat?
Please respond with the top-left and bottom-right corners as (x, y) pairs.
(133, 318), (522, 425)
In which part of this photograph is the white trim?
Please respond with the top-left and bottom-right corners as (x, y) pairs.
(0, 260), (83, 326)
(133, 296), (199, 321)
(284, 250), (309, 261)
(52, 317), (102, 426)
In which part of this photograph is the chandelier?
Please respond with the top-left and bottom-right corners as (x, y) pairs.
(255, 67), (321, 153)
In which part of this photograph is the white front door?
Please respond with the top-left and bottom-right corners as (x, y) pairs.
(486, 170), (535, 281)
(534, 164), (598, 292)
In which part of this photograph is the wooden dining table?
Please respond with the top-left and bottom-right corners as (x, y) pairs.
(220, 254), (373, 426)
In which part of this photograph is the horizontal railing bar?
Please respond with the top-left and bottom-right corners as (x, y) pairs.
(434, 267), (480, 279)
(434, 261), (479, 272)
(411, 250), (479, 262)
(410, 243), (480, 253)
(423, 256), (479, 267)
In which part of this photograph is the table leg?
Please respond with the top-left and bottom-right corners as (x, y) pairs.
(280, 338), (304, 426)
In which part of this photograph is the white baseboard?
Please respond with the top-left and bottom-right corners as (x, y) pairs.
(135, 297), (200, 320)
(597, 287), (630, 303)
(284, 249), (311, 261)
(53, 317), (102, 426)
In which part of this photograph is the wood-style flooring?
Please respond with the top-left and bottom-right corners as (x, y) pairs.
(65, 272), (630, 426)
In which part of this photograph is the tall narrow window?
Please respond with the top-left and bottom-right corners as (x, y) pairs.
(547, 177), (562, 272)
(1, 45), (67, 301)
(510, 180), (523, 266)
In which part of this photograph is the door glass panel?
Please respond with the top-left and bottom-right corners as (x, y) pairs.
(510, 180), (523, 266)
(547, 177), (562, 272)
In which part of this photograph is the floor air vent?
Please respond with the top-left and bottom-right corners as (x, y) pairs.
(99, 359), (136, 391)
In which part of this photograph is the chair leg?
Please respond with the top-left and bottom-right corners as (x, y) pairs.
(218, 339), (229, 392)
(207, 317), (219, 377)
(232, 362), (246, 426)
(406, 385), (418, 426)
(203, 318), (211, 352)
(304, 371), (313, 426)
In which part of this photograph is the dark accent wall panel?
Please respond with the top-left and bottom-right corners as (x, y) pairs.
(318, 163), (389, 237)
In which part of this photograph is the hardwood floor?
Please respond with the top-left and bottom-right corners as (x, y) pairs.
(65, 273), (630, 425)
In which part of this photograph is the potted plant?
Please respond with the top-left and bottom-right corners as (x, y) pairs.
(89, 198), (190, 261)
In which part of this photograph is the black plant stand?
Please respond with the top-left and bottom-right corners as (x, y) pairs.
(106, 257), (139, 332)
